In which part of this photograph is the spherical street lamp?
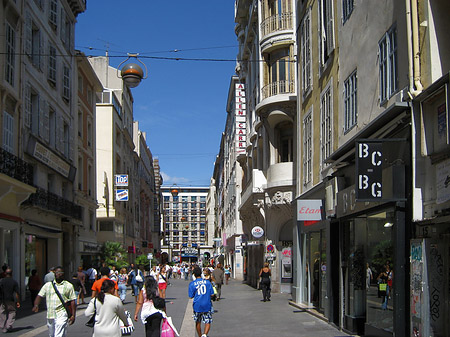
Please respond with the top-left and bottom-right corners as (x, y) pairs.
(117, 53), (148, 88)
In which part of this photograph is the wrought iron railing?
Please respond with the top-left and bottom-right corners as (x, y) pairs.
(23, 188), (82, 220)
(0, 148), (34, 185)
(260, 13), (293, 37)
(262, 80), (295, 99)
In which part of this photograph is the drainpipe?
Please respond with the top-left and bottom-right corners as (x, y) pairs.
(406, 0), (423, 98)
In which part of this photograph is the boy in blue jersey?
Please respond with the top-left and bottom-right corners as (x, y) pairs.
(188, 266), (214, 337)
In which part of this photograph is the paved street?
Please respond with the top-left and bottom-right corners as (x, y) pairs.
(8, 278), (353, 337)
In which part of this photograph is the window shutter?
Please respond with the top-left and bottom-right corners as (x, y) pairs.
(39, 30), (45, 71)
(56, 114), (63, 153)
(326, 0), (335, 55)
(69, 124), (74, 161)
(25, 13), (32, 56)
(43, 101), (49, 143)
(39, 97), (45, 139)
(60, 9), (65, 44)
(24, 84), (31, 128)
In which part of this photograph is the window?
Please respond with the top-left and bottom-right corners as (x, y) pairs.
(379, 25), (398, 103)
(25, 15), (42, 69)
(300, 8), (312, 95)
(275, 122), (293, 162)
(320, 84), (333, 164)
(49, 0), (58, 28)
(2, 112), (14, 153)
(344, 70), (357, 132)
(62, 65), (70, 101)
(78, 157), (83, 190)
(303, 109), (312, 185)
(5, 22), (15, 86)
(48, 45), (57, 86)
(60, 9), (71, 49)
(87, 121), (92, 147)
(78, 111), (83, 137)
(263, 48), (294, 98)
(318, 0), (335, 67)
(342, 0), (354, 23)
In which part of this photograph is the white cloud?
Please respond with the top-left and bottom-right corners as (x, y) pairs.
(161, 172), (190, 185)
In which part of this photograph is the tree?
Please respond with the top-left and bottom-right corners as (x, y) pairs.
(100, 241), (128, 269)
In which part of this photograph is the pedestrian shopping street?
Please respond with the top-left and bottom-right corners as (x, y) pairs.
(9, 278), (351, 337)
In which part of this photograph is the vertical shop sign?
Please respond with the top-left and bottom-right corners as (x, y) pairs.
(235, 83), (246, 154)
(356, 140), (382, 201)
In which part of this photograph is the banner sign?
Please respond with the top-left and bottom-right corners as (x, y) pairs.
(235, 83), (246, 154)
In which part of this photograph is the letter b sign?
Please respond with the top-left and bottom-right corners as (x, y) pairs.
(356, 141), (383, 200)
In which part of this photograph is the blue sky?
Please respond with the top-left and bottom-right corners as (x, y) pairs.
(75, 1), (238, 187)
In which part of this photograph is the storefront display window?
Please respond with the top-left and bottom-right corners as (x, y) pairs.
(304, 229), (327, 313)
(342, 209), (394, 334)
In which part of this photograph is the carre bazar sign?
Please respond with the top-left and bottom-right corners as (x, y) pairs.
(297, 200), (323, 221)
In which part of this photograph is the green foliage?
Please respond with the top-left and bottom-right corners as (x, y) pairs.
(135, 254), (157, 271)
(100, 241), (128, 269)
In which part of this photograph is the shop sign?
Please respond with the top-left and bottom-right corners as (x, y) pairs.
(116, 189), (129, 201)
(251, 226), (264, 238)
(356, 140), (383, 200)
(32, 141), (70, 178)
(297, 200), (322, 221)
(115, 174), (128, 186)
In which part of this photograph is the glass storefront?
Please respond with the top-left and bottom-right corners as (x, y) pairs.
(25, 235), (47, 284)
(343, 209), (394, 334)
(304, 228), (327, 313)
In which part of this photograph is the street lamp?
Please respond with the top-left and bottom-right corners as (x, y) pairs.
(117, 53), (148, 88)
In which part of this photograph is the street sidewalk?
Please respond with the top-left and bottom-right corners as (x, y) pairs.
(178, 278), (354, 337)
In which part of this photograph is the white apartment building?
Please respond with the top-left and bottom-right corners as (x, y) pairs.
(161, 187), (211, 264)
(234, 0), (297, 293)
(90, 56), (141, 262)
(0, 0), (85, 295)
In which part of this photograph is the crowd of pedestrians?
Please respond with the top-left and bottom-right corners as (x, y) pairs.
(0, 260), (239, 337)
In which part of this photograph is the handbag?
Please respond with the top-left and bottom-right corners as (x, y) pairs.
(161, 317), (179, 337)
(85, 298), (96, 327)
(120, 310), (135, 336)
(51, 281), (72, 318)
(135, 271), (144, 283)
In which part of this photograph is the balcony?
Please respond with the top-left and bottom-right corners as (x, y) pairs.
(68, 0), (86, 17)
(267, 162), (293, 189)
(262, 80), (295, 100)
(23, 188), (82, 221)
(260, 13), (293, 38)
(0, 148), (33, 186)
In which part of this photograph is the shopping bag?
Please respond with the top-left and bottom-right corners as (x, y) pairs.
(120, 310), (135, 336)
(378, 282), (387, 295)
(161, 317), (179, 337)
